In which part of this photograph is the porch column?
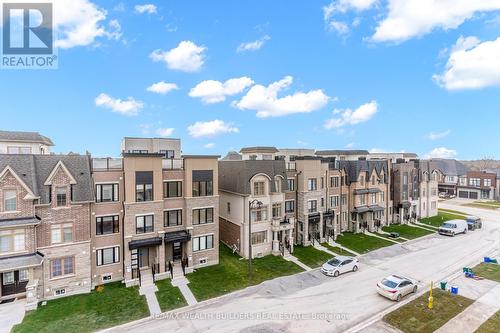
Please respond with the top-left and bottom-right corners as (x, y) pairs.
(319, 212), (324, 242)
(289, 232), (294, 253)
(303, 217), (310, 246)
(158, 238), (165, 274)
(272, 231), (280, 255)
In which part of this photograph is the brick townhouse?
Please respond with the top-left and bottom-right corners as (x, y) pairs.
(457, 170), (497, 200)
(0, 153), (93, 309)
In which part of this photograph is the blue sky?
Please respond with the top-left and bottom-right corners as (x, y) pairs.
(2, 0), (500, 159)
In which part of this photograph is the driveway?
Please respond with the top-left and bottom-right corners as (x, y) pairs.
(105, 202), (500, 333)
(0, 299), (25, 333)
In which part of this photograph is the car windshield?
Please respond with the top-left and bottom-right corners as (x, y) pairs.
(442, 223), (456, 228)
(467, 218), (477, 223)
(381, 279), (398, 288)
(327, 258), (341, 266)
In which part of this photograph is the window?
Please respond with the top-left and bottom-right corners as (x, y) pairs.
(0, 229), (25, 253)
(469, 178), (481, 187)
(251, 231), (267, 245)
(380, 191), (385, 202)
(51, 257), (74, 278)
(285, 200), (295, 213)
(19, 269), (28, 281)
(7, 146), (32, 154)
(308, 178), (317, 191)
(164, 209), (182, 227)
(192, 170), (214, 197)
(227, 202), (231, 214)
(330, 196), (339, 208)
(250, 206), (267, 222)
(321, 177), (324, 189)
(96, 247), (120, 266)
(96, 184), (119, 203)
(371, 193), (377, 204)
(262, 154), (273, 160)
(54, 288), (66, 296)
(321, 197), (324, 207)
(192, 234), (214, 252)
(56, 187), (67, 206)
(360, 175), (365, 186)
(253, 182), (265, 196)
(96, 216), (119, 235)
(163, 181), (182, 198)
(136, 215), (154, 234)
(287, 179), (295, 191)
(3, 190), (16, 211)
(272, 203), (282, 218)
(159, 150), (174, 159)
(341, 194), (347, 205)
(193, 208), (214, 225)
(274, 178), (282, 193)
(51, 223), (73, 244)
(360, 194), (366, 205)
(308, 200), (317, 213)
(2, 272), (14, 284)
(136, 171), (153, 202)
(484, 179), (492, 187)
(330, 176), (339, 188)
(371, 176), (376, 185)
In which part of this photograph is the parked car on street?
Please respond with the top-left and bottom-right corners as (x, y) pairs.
(321, 256), (359, 277)
(376, 275), (418, 301)
(466, 216), (482, 230)
(438, 219), (468, 236)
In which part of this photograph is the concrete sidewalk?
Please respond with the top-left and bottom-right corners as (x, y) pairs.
(171, 277), (198, 306)
(0, 299), (25, 333)
(284, 254), (313, 271)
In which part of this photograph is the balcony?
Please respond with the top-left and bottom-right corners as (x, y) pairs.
(92, 158), (123, 171)
(162, 158), (184, 170)
(272, 217), (294, 231)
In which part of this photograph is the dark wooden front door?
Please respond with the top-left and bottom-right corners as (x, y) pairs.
(138, 248), (149, 268)
(172, 242), (182, 261)
(1, 270), (28, 296)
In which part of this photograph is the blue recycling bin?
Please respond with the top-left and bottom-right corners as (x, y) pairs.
(451, 286), (458, 295)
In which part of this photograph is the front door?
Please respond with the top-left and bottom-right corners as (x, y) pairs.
(172, 242), (182, 261)
(1, 269), (28, 296)
(138, 248), (149, 268)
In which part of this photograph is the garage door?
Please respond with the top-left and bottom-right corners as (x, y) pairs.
(458, 191), (468, 198)
(469, 192), (478, 199)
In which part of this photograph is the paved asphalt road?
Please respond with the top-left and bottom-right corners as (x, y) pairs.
(106, 202), (500, 333)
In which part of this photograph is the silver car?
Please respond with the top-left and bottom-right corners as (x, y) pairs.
(321, 256), (359, 277)
(376, 275), (418, 301)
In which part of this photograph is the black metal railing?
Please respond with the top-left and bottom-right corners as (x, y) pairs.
(168, 261), (173, 278)
(181, 257), (188, 275)
(137, 268), (142, 286)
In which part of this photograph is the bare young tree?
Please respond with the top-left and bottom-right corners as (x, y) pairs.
(478, 155), (495, 171)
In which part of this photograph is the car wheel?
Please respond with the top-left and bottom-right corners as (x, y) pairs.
(333, 270), (340, 277)
(396, 294), (402, 302)
(451, 232), (455, 237)
(352, 265), (358, 272)
(413, 285), (418, 293)
(464, 228), (467, 234)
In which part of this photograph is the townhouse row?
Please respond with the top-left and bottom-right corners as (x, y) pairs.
(0, 130), (444, 308)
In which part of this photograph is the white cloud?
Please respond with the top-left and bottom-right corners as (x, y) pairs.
(189, 77), (254, 104)
(425, 147), (458, 159)
(323, 0), (377, 34)
(433, 36), (500, 90)
(372, 0), (500, 43)
(203, 143), (216, 148)
(146, 81), (179, 94)
(427, 129), (451, 140)
(187, 120), (239, 138)
(40, 0), (121, 48)
(135, 4), (157, 14)
(345, 142), (355, 148)
(95, 93), (144, 116)
(156, 128), (175, 137)
(324, 100), (378, 129)
(150, 41), (206, 72)
(235, 76), (330, 118)
(237, 35), (271, 53)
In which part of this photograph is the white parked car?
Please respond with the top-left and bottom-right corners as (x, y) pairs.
(438, 219), (468, 236)
(320, 256), (359, 277)
(377, 275), (418, 301)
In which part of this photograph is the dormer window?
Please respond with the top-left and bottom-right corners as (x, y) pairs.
(3, 190), (17, 211)
(56, 187), (67, 206)
(274, 178), (282, 193)
(253, 182), (265, 196)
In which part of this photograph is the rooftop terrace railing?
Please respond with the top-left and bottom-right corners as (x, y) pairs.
(92, 158), (123, 171)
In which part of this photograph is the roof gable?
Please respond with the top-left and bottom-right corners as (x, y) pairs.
(43, 161), (77, 185)
(0, 166), (38, 200)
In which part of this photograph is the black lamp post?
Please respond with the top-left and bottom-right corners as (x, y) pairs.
(248, 199), (263, 281)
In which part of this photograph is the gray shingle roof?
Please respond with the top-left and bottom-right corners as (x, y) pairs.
(0, 253), (44, 272)
(339, 160), (389, 184)
(239, 146), (279, 154)
(0, 217), (41, 227)
(219, 159), (287, 195)
(0, 130), (54, 146)
(0, 154), (93, 203)
(429, 159), (467, 176)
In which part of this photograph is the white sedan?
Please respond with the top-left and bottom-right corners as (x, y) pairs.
(320, 256), (359, 277)
(376, 275), (418, 301)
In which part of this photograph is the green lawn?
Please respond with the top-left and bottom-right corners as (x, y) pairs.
(155, 279), (187, 312)
(292, 245), (334, 268)
(382, 224), (435, 240)
(375, 233), (406, 243)
(335, 232), (395, 254)
(12, 282), (149, 333)
(420, 211), (466, 228)
(438, 208), (468, 216)
(383, 289), (474, 333)
(464, 203), (499, 210)
(471, 263), (500, 282)
(187, 243), (303, 301)
(475, 310), (500, 333)
(321, 242), (357, 256)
